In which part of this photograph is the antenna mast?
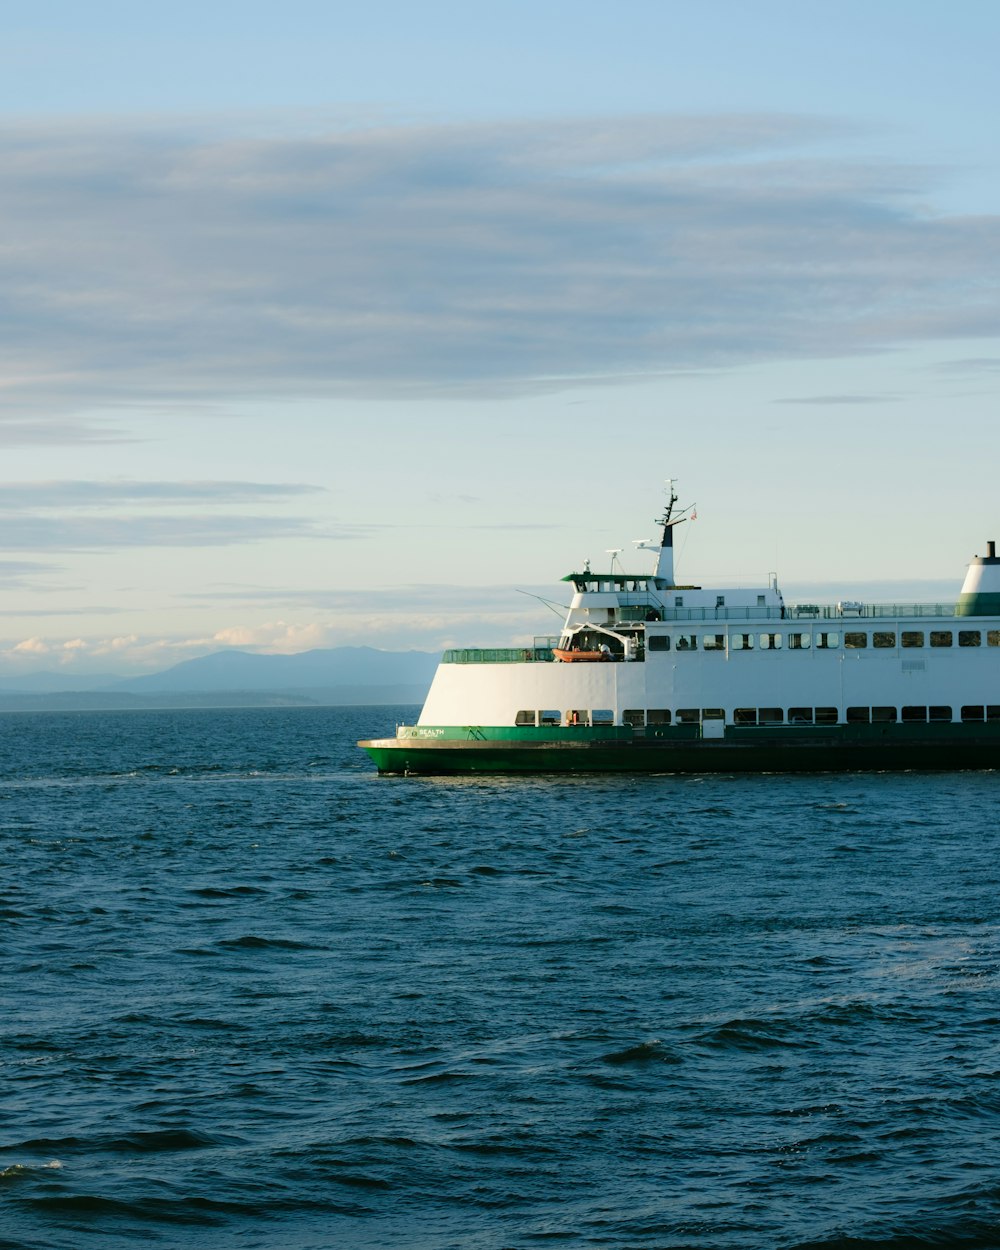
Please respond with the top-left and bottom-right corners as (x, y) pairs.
(653, 479), (686, 586)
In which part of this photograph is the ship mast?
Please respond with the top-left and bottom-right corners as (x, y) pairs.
(654, 480), (685, 585)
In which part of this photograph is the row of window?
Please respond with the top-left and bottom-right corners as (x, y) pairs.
(516, 706), (1000, 728)
(648, 629), (997, 653)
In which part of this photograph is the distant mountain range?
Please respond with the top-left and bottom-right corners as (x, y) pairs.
(0, 646), (440, 710)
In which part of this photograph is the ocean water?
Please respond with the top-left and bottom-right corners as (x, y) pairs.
(3, 706), (1000, 1250)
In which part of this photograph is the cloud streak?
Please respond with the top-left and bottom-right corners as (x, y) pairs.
(2, 113), (998, 424)
(0, 479), (325, 509)
(0, 478), (346, 552)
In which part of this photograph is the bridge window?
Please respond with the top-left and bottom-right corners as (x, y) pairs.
(902, 631), (924, 648)
(844, 632), (867, 649)
(873, 632), (896, 648)
(930, 631), (952, 647)
(959, 630), (982, 647)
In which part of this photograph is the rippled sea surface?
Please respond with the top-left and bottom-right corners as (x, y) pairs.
(4, 706), (1000, 1250)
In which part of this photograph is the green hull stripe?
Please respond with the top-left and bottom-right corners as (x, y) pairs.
(359, 722), (1000, 774)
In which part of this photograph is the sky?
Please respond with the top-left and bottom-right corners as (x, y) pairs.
(1, 0), (999, 674)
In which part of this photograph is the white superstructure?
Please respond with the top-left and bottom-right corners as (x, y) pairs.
(418, 487), (1000, 734)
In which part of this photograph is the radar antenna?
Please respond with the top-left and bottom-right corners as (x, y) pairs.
(656, 480), (684, 544)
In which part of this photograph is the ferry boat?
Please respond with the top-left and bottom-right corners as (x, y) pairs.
(359, 486), (1000, 774)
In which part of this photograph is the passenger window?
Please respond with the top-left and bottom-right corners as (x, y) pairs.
(703, 634), (725, 651)
(844, 633), (867, 649)
(788, 707), (813, 723)
(989, 632), (1000, 647)
(902, 706), (927, 723)
(901, 631), (924, 648)
(731, 633), (754, 650)
(622, 709), (645, 727)
(647, 709), (671, 725)
(962, 705), (984, 722)
(515, 710), (536, 726)
(872, 706), (897, 722)
(675, 635), (697, 652)
(759, 633), (782, 650)
(815, 707), (838, 724)
(759, 707), (783, 723)
(788, 633), (811, 650)
(959, 631), (982, 647)
(676, 708), (700, 723)
(648, 635), (670, 652)
(873, 632), (896, 648)
(815, 632), (839, 649)
(930, 631), (952, 647)
(847, 707), (870, 723)
(734, 708), (757, 725)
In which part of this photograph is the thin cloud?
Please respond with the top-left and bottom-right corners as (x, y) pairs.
(774, 393), (901, 405)
(179, 582), (565, 614)
(0, 515), (355, 552)
(0, 558), (66, 589)
(0, 479), (340, 553)
(934, 356), (1000, 375)
(0, 113), (998, 425)
(0, 479), (325, 509)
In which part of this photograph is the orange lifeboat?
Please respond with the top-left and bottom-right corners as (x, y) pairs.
(553, 648), (614, 662)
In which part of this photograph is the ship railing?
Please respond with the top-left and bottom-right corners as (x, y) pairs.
(654, 606), (788, 621)
(442, 638), (558, 664)
(652, 603), (958, 621)
(797, 602), (958, 620)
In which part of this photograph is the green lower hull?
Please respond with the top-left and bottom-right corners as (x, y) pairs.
(359, 723), (1000, 775)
